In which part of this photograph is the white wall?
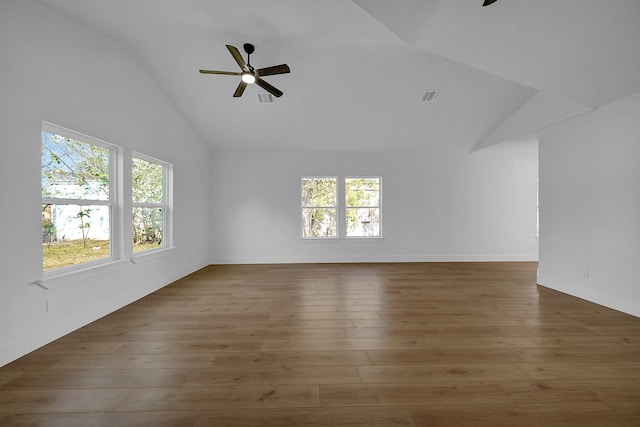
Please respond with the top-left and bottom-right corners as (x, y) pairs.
(0, 0), (211, 366)
(211, 141), (539, 264)
(538, 91), (640, 317)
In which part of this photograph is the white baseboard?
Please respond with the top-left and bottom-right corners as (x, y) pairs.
(210, 254), (539, 265)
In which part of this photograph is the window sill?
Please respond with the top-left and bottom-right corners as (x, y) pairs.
(344, 236), (384, 242)
(300, 237), (384, 242)
(38, 258), (130, 290)
(130, 246), (175, 264)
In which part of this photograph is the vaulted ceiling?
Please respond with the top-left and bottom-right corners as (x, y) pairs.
(37, 0), (640, 152)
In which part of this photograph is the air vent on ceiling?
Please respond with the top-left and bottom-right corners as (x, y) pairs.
(421, 90), (441, 102)
(257, 93), (276, 103)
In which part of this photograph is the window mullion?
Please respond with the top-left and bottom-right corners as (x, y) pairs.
(337, 177), (345, 238)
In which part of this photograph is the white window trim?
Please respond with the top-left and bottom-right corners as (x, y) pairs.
(344, 176), (382, 239)
(42, 121), (121, 279)
(300, 175), (383, 240)
(131, 152), (173, 255)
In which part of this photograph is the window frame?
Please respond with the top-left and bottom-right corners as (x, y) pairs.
(41, 121), (120, 275)
(344, 176), (382, 238)
(300, 176), (339, 239)
(300, 175), (383, 240)
(131, 152), (172, 255)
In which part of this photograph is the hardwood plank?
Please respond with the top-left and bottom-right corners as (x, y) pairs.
(2, 369), (191, 389)
(57, 327), (345, 342)
(353, 317), (524, 327)
(118, 385), (319, 410)
(113, 318), (355, 330)
(585, 325), (640, 336)
(514, 347), (640, 363)
(320, 383), (514, 406)
(137, 311), (271, 322)
(566, 315), (640, 327)
(0, 389), (132, 413)
(269, 311), (380, 320)
(479, 311), (588, 326)
(30, 341), (124, 355)
(159, 299), (348, 310)
(184, 365), (361, 386)
(193, 407), (415, 427)
(232, 327), (346, 339)
(358, 363), (532, 384)
(0, 371), (22, 387)
(345, 325), (596, 338)
(408, 403), (634, 427)
(502, 378), (640, 405)
(520, 362), (640, 380)
(261, 336), (537, 352)
(366, 348), (523, 365)
(51, 354), (215, 370)
(114, 339), (262, 354)
(499, 380), (604, 403)
(527, 335), (640, 347)
(210, 350), (370, 366)
(1, 354), (68, 371)
(0, 411), (199, 427)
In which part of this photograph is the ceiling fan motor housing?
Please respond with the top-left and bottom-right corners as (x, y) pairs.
(243, 43), (255, 55)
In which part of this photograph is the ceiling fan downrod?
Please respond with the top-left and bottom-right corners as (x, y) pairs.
(243, 43), (255, 68)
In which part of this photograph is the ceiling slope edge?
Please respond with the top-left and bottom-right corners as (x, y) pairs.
(352, 0), (435, 46)
(471, 91), (592, 152)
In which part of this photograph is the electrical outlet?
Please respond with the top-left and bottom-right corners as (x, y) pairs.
(46, 298), (56, 313)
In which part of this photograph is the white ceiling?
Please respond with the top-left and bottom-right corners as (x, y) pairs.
(36, 0), (640, 152)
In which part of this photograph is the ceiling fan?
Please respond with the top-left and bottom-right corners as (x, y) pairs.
(199, 43), (290, 98)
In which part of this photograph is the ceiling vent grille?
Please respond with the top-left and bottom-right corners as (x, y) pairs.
(257, 93), (276, 103)
(421, 90), (440, 102)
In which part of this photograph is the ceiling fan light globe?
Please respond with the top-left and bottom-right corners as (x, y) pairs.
(241, 72), (256, 84)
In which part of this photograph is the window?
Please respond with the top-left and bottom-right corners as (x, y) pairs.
(132, 154), (170, 252)
(301, 177), (337, 238)
(345, 177), (381, 237)
(41, 123), (115, 271)
(300, 176), (382, 239)
(41, 123), (174, 275)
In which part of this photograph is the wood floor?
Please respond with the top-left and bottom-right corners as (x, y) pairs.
(1, 262), (639, 426)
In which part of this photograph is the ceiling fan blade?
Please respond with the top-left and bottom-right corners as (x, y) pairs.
(256, 64), (290, 77)
(199, 69), (241, 76)
(233, 81), (248, 97)
(226, 45), (248, 70)
(255, 78), (283, 98)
